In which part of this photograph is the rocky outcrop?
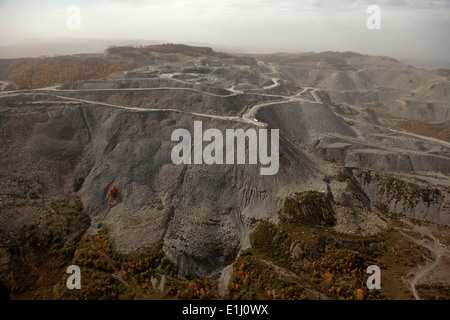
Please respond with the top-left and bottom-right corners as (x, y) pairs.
(1, 48), (449, 280)
(350, 168), (449, 225)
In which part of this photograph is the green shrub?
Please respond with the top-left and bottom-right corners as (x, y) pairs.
(73, 177), (84, 192)
(280, 191), (336, 227)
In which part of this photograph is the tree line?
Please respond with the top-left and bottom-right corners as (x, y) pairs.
(106, 43), (213, 58)
(1, 57), (141, 89)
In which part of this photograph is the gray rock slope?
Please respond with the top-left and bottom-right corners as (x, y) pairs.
(0, 50), (449, 277)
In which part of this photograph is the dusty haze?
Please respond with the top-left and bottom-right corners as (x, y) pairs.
(0, 0), (449, 62)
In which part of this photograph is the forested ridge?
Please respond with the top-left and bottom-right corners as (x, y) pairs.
(106, 43), (214, 58)
(0, 56), (141, 89)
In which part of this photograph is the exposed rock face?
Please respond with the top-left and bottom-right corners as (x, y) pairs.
(0, 48), (449, 278)
(351, 168), (450, 225)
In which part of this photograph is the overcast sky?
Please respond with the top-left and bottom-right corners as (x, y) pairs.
(0, 0), (449, 61)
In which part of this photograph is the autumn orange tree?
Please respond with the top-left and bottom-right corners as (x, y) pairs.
(106, 186), (118, 201)
(303, 245), (380, 300)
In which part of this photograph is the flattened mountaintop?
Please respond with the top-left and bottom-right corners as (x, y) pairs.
(0, 46), (449, 282)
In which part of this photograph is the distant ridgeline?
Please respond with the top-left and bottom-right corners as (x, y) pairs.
(106, 43), (215, 58)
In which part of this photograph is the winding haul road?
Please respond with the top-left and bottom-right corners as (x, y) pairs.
(398, 219), (448, 300)
(0, 59), (324, 129)
(2, 58), (449, 300)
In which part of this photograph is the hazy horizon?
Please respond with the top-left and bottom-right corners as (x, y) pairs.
(1, 0), (449, 62)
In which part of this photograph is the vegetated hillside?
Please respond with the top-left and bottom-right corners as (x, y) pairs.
(0, 45), (449, 300)
(0, 62), (9, 80)
(0, 57), (141, 89)
(106, 43), (214, 58)
(104, 43), (233, 66)
(398, 120), (450, 142)
(433, 69), (450, 80)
